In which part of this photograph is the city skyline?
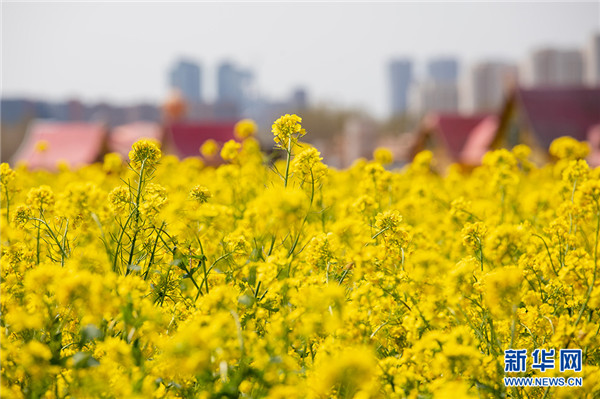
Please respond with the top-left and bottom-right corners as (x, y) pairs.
(3, 2), (599, 118)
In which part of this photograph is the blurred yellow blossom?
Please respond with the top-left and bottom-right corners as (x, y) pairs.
(220, 139), (241, 162)
(234, 118), (258, 139)
(373, 147), (393, 165)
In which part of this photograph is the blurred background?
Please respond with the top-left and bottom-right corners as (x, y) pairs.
(2, 2), (600, 169)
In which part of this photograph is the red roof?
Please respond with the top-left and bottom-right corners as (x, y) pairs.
(108, 122), (163, 158)
(12, 120), (106, 171)
(460, 116), (499, 165)
(588, 124), (600, 167)
(167, 122), (237, 158)
(428, 113), (490, 160)
(518, 87), (600, 149)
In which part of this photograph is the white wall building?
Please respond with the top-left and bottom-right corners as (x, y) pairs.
(462, 62), (517, 113)
(524, 48), (585, 87)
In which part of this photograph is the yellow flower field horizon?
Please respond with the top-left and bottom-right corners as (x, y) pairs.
(1, 115), (599, 398)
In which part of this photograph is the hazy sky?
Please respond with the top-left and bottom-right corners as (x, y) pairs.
(2, 2), (599, 117)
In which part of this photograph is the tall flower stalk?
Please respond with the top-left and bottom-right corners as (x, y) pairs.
(110, 139), (162, 275)
(271, 114), (306, 188)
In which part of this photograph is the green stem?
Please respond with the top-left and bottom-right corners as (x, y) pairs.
(61, 219), (69, 265)
(532, 234), (558, 276)
(195, 252), (231, 300)
(143, 222), (166, 280)
(181, 256), (203, 297)
(338, 268), (350, 285)
(36, 209), (41, 265)
(283, 136), (292, 188)
(575, 205), (599, 326)
(112, 210), (136, 274)
(201, 257), (209, 296)
(567, 179), (578, 254)
(125, 233), (139, 275)
(196, 239), (210, 298)
(158, 265), (173, 307)
(288, 171), (316, 257)
(478, 238), (484, 271)
(126, 160), (146, 274)
(31, 215), (68, 265)
(4, 186), (10, 225)
(91, 212), (113, 262)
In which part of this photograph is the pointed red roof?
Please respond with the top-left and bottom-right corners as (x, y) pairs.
(167, 121), (237, 158)
(108, 122), (163, 158)
(428, 113), (490, 160)
(12, 120), (106, 171)
(517, 87), (600, 149)
(460, 116), (499, 165)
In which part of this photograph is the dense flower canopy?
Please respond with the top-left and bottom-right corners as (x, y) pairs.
(1, 119), (599, 398)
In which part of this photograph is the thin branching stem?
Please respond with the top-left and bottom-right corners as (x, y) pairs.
(31, 214), (68, 266)
(575, 203), (599, 326)
(126, 160), (146, 275)
(283, 136), (292, 188)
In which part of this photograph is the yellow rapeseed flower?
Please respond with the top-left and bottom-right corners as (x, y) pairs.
(234, 119), (258, 140)
(549, 136), (590, 160)
(0, 162), (16, 185)
(103, 152), (123, 174)
(26, 185), (55, 210)
(373, 147), (393, 165)
(13, 205), (33, 226)
(271, 114), (306, 149)
(128, 139), (161, 170)
(220, 139), (241, 162)
(291, 147), (327, 183)
(189, 185), (212, 204)
(108, 185), (130, 214)
(200, 139), (219, 157)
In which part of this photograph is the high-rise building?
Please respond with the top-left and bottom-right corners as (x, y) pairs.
(215, 61), (253, 120)
(408, 58), (460, 114)
(465, 62), (517, 112)
(291, 88), (308, 110)
(409, 80), (459, 114)
(585, 32), (600, 85)
(217, 62), (252, 105)
(169, 59), (202, 103)
(428, 58), (459, 83)
(527, 48), (584, 87)
(217, 62), (239, 103)
(389, 59), (413, 115)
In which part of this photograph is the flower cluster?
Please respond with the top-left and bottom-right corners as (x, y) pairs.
(234, 118), (258, 139)
(128, 139), (162, 170)
(373, 147), (393, 165)
(189, 185), (212, 204)
(220, 139), (242, 162)
(291, 147), (328, 184)
(549, 136), (590, 160)
(272, 113), (306, 149)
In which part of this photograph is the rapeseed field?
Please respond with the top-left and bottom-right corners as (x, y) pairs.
(1, 115), (599, 398)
